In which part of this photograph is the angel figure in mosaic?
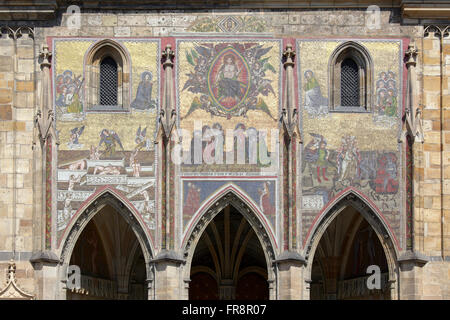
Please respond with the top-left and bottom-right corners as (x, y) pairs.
(98, 129), (124, 157)
(258, 181), (275, 218)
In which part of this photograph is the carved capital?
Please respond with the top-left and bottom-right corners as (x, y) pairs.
(283, 43), (296, 68)
(162, 44), (175, 69)
(405, 42), (418, 68)
(39, 44), (52, 69)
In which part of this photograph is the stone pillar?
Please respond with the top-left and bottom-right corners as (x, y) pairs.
(29, 251), (59, 300)
(219, 279), (235, 300)
(442, 30), (450, 259)
(0, 27), (16, 266)
(156, 44), (177, 251)
(421, 27), (444, 257)
(0, 26), (36, 297)
(280, 43), (297, 251)
(274, 251), (306, 300)
(398, 251), (428, 300)
(150, 251), (184, 299)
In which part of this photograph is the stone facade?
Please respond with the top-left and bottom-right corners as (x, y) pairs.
(0, 0), (449, 300)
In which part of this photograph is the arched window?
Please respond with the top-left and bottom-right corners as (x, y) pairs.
(329, 41), (373, 112)
(340, 58), (360, 107)
(100, 57), (118, 106)
(84, 39), (130, 112)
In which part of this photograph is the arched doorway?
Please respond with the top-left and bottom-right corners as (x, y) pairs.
(60, 192), (154, 300)
(187, 202), (272, 300)
(307, 194), (398, 300)
(67, 204), (147, 300)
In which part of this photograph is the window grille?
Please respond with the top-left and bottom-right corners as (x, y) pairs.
(340, 58), (359, 107)
(100, 57), (118, 106)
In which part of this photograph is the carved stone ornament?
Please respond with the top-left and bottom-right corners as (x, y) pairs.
(402, 41), (424, 144)
(34, 43), (55, 147)
(0, 260), (34, 300)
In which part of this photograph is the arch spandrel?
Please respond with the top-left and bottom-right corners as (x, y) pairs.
(304, 187), (400, 256)
(182, 187), (278, 282)
(58, 186), (155, 266)
(303, 188), (400, 297)
(182, 183), (278, 253)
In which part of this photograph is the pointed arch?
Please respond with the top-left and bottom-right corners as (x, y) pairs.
(182, 183), (277, 251)
(304, 187), (399, 252)
(304, 188), (399, 299)
(182, 185), (277, 299)
(58, 186), (155, 268)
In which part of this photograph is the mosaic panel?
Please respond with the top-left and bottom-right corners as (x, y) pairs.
(297, 39), (403, 248)
(52, 38), (160, 245)
(176, 39), (282, 173)
(181, 178), (277, 238)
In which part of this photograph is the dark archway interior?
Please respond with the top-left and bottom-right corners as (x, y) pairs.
(67, 204), (147, 300)
(310, 206), (390, 300)
(189, 204), (269, 300)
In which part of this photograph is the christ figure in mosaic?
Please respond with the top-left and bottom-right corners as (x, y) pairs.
(215, 54), (244, 101)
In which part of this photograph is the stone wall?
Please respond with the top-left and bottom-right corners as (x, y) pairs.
(0, 4), (448, 299)
(0, 27), (37, 296)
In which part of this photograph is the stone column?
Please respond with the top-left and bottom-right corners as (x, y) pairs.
(0, 26), (37, 298)
(29, 251), (59, 300)
(156, 44), (178, 251)
(398, 251), (428, 299)
(280, 43), (297, 251)
(274, 251), (306, 300)
(29, 42), (60, 300)
(219, 279), (235, 300)
(150, 251), (184, 299)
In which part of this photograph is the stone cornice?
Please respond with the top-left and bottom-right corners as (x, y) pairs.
(397, 251), (429, 266)
(274, 251), (307, 266)
(0, 1), (449, 21)
(0, 0), (57, 21)
(402, 3), (450, 20)
(149, 250), (185, 265)
(29, 250), (59, 265)
(57, 0), (403, 9)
